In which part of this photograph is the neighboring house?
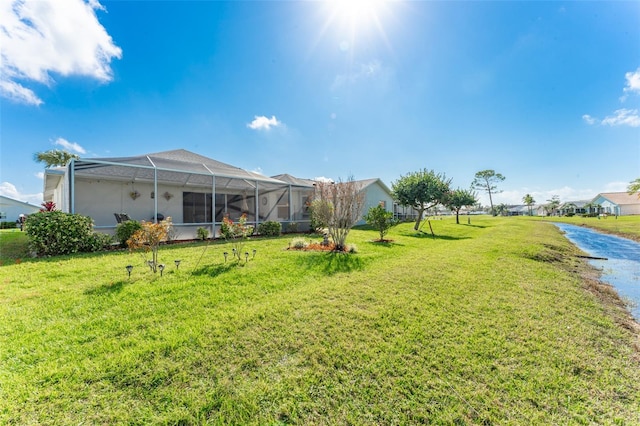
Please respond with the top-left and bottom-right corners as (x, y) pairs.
(558, 200), (591, 216)
(43, 149), (315, 239)
(505, 205), (530, 216)
(591, 192), (640, 216)
(353, 178), (395, 225)
(0, 195), (41, 223)
(275, 176), (397, 226)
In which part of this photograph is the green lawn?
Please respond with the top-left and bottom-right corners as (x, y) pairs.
(532, 214), (640, 241)
(1, 217), (639, 424)
(0, 230), (30, 265)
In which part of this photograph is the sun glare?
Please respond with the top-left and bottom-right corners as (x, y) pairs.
(333, 0), (385, 26)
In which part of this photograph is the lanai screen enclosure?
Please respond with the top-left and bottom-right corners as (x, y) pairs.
(43, 150), (314, 239)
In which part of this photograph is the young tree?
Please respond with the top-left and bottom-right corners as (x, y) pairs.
(445, 189), (477, 224)
(392, 169), (452, 231)
(471, 170), (505, 216)
(33, 149), (80, 168)
(313, 177), (365, 251)
(127, 217), (173, 272)
(522, 194), (536, 216)
(364, 204), (397, 241)
(220, 214), (254, 261)
(628, 178), (640, 197)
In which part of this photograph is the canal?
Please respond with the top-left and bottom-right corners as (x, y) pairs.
(554, 223), (640, 321)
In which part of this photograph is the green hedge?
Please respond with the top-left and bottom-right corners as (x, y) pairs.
(25, 211), (112, 256)
(115, 220), (143, 247)
(257, 221), (281, 237)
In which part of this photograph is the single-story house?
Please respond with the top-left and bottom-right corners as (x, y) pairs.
(354, 178), (396, 225)
(43, 149), (315, 239)
(558, 200), (592, 216)
(274, 175), (398, 226)
(0, 195), (41, 223)
(591, 192), (640, 216)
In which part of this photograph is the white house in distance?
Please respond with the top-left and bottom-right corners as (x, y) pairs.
(0, 195), (41, 224)
(591, 192), (640, 216)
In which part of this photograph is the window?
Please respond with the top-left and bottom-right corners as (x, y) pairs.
(183, 192), (212, 223)
(0, 212), (6, 219)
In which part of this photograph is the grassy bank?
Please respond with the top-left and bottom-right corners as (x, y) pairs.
(1, 217), (639, 424)
(532, 214), (640, 241)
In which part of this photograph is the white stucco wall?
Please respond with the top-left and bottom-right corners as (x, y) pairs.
(357, 181), (394, 225)
(0, 197), (40, 223)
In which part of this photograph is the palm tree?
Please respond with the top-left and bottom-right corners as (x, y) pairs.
(522, 193), (535, 216)
(33, 149), (80, 168)
(628, 178), (640, 198)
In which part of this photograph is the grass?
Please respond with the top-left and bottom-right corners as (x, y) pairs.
(532, 214), (640, 241)
(0, 230), (30, 264)
(1, 218), (639, 424)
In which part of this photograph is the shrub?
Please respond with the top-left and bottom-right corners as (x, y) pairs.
(1, 221), (17, 229)
(83, 233), (114, 252)
(25, 211), (105, 256)
(115, 220), (143, 247)
(257, 221), (281, 237)
(290, 237), (308, 249)
(363, 205), (397, 241)
(286, 222), (298, 233)
(197, 227), (209, 240)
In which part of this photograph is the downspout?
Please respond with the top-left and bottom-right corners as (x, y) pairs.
(203, 164), (215, 235)
(69, 158), (75, 214)
(288, 184), (292, 222)
(255, 181), (259, 228)
(147, 156), (158, 223)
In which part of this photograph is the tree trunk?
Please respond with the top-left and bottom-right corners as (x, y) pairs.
(488, 190), (495, 216)
(414, 208), (424, 230)
(455, 209), (460, 224)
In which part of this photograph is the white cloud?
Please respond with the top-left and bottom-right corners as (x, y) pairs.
(0, 79), (43, 106)
(54, 137), (86, 154)
(585, 68), (640, 125)
(35, 172), (44, 179)
(621, 68), (640, 101)
(0, 182), (42, 205)
(247, 115), (282, 131)
(313, 176), (334, 183)
(601, 109), (640, 127)
(0, 0), (122, 106)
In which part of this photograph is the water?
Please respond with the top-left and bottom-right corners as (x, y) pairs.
(554, 223), (640, 320)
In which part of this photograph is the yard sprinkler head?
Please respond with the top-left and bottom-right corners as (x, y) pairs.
(245, 252), (249, 262)
(126, 265), (133, 278)
(252, 249), (256, 259)
(223, 252), (228, 262)
(158, 264), (165, 276)
(174, 259), (181, 269)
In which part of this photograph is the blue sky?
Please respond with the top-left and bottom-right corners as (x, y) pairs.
(1, 0), (639, 207)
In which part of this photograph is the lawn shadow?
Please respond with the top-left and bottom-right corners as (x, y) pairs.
(366, 240), (404, 248)
(296, 251), (365, 276)
(399, 230), (471, 241)
(85, 280), (126, 295)
(191, 262), (236, 277)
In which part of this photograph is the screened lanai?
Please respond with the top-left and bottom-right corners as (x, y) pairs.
(43, 149), (314, 239)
